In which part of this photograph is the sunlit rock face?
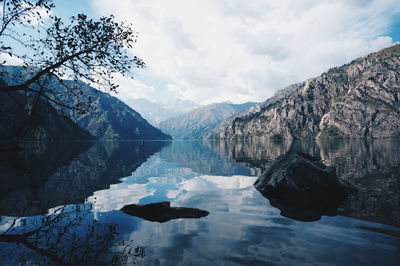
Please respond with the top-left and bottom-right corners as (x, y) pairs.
(215, 44), (400, 140)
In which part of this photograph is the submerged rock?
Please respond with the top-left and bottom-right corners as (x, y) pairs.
(121, 201), (209, 223)
(254, 152), (356, 221)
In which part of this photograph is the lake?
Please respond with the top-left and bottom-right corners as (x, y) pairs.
(0, 139), (399, 265)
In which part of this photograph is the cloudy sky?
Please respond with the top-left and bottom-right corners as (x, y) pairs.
(54, 0), (400, 104)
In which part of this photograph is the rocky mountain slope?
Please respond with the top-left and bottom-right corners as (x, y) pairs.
(0, 66), (171, 140)
(215, 44), (400, 140)
(57, 81), (172, 140)
(159, 102), (256, 140)
(0, 90), (94, 141)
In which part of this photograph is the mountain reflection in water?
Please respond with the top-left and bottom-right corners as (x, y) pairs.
(214, 139), (400, 227)
(0, 139), (399, 266)
(0, 141), (170, 217)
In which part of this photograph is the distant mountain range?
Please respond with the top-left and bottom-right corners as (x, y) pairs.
(159, 102), (256, 140)
(215, 44), (400, 140)
(126, 98), (201, 126)
(2, 44), (398, 142)
(0, 66), (171, 141)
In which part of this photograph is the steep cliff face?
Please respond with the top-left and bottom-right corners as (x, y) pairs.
(159, 102), (256, 140)
(216, 44), (400, 140)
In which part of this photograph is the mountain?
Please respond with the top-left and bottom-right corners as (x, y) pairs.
(56, 81), (172, 140)
(215, 44), (400, 140)
(125, 98), (201, 126)
(0, 66), (172, 140)
(208, 83), (302, 139)
(0, 90), (94, 141)
(159, 102), (256, 140)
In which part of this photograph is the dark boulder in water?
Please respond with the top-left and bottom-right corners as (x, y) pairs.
(254, 152), (356, 221)
(120, 201), (209, 223)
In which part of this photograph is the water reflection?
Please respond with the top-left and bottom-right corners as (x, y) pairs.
(0, 204), (145, 265)
(215, 138), (400, 226)
(159, 141), (251, 176)
(0, 141), (89, 196)
(0, 141), (170, 217)
(0, 139), (399, 265)
(206, 139), (293, 176)
(317, 139), (400, 227)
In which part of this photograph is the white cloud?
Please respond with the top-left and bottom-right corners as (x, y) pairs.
(111, 73), (157, 101)
(90, 0), (400, 104)
(88, 182), (156, 212)
(0, 53), (24, 65)
(369, 36), (394, 50)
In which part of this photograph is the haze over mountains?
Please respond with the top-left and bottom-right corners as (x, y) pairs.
(126, 98), (201, 126)
(159, 102), (256, 140)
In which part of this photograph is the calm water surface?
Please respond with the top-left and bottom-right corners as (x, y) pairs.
(0, 139), (399, 265)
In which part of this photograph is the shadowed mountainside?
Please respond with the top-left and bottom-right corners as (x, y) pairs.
(0, 66), (171, 140)
(0, 90), (94, 141)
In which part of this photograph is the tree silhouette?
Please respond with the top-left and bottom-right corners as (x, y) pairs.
(0, 0), (144, 111)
